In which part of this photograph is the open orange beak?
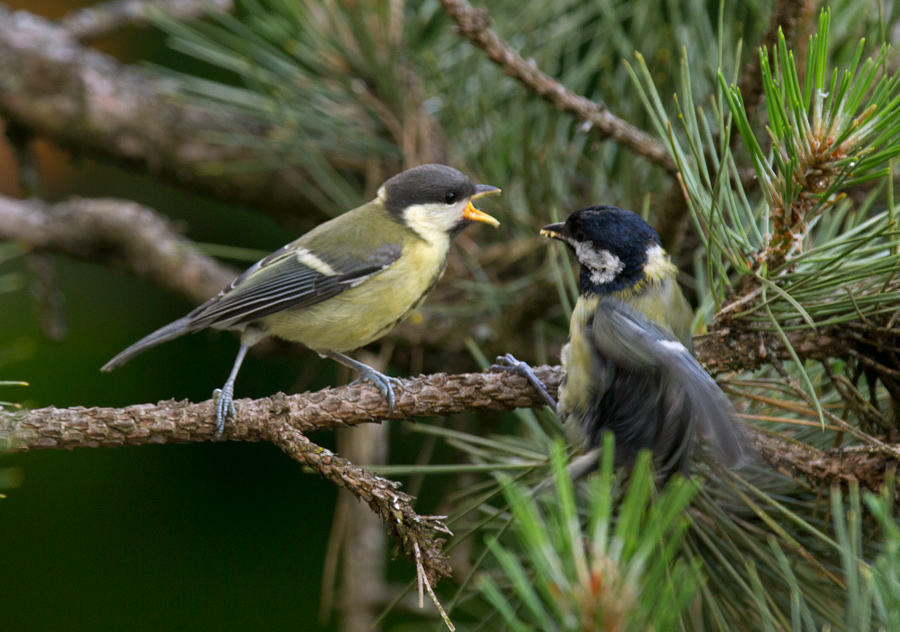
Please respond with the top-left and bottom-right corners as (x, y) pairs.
(464, 184), (501, 227)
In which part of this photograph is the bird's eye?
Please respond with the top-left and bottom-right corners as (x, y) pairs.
(574, 229), (586, 242)
(444, 191), (457, 204)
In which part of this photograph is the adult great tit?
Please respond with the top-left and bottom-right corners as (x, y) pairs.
(500, 205), (748, 478)
(103, 164), (500, 434)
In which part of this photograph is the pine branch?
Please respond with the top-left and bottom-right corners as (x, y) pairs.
(0, 369), (562, 451)
(757, 434), (899, 499)
(437, 0), (677, 175)
(60, 0), (233, 41)
(267, 421), (453, 586)
(0, 195), (237, 305)
(0, 367), (559, 585)
(0, 7), (324, 216)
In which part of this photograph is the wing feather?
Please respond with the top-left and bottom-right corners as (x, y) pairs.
(587, 300), (750, 471)
(186, 242), (401, 330)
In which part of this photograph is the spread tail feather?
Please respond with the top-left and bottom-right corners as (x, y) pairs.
(101, 317), (193, 371)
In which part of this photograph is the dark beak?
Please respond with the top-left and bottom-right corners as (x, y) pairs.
(540, 222), (566, 240)
(473, 184), (501, 198)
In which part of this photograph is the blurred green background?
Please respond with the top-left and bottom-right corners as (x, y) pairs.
(0, 3), (352, 629)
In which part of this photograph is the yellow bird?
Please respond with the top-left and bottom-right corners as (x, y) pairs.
(104, 164), (500, 434)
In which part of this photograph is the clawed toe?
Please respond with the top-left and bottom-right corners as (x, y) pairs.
(491, 353), (529, 375)
(213, 386), (236, 437)
(353, 370), (399, 413)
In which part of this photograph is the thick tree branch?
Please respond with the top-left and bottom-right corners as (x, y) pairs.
(0, 368), (562, 452)
(437, 0), (677, 175)
(1, 367), (560, 584)
(0, 195), (237, 304)
(4, 363), (899, 573)
(0, 6), (316, 215)
(60, 0), (233, 42)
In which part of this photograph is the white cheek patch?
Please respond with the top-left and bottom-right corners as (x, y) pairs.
(295, 248), (337, 276)
(403, 202), (462, 244)
(571, 241), (624, 286)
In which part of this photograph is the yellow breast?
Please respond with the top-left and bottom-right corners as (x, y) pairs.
(259, 236), (449, 354)
(558, 295), (600, 418)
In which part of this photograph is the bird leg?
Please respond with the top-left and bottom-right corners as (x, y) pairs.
(491, 353), (558, 412)
(325, 351), (401, 413)
(213, 343), (250, 437)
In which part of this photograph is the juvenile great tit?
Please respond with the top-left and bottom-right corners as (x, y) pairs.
(499, 205), (748, 478)
(103, 164), (500, 434)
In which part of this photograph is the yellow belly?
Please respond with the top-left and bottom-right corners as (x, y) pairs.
(258, 237), (447, 353)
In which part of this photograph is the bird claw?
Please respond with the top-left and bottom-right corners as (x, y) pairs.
(213, 385), (236, 438)
(491, 353), (558, 411)
(490, 353), (531, 376)
(352, 369), (401, 413)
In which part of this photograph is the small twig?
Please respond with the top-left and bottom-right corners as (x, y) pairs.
(269, 421), (453, 586)
(437, 0), (677, 175)
(415, 540), (425, 608)
(60, 0), (233, 42)
(414, 540), (456, 631)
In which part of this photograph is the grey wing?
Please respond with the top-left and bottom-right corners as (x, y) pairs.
(589, 300), (751, 469)
(186, 242), (402, 330)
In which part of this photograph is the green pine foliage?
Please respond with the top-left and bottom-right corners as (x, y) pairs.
(149, 1), (900, 630)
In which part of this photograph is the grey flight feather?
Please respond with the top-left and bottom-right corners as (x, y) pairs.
(101, 242), (402, 372)
(580, 300), (750, 476)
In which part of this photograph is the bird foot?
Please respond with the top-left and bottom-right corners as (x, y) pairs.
(351, 368), (402, 413)
(491, 353), (558, 411)
(491, 353), (533, 377)
(212, 384), (236, 438)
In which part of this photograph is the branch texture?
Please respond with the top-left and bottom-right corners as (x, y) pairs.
(0, 7), (309, 214)
(1, 366), (562, 582)
(0, 367), (563, 452)
(438, 0), (677, 175)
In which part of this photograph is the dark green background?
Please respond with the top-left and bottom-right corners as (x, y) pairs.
(0, 6), (381, 628)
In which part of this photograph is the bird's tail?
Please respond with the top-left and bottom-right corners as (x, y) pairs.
(101, 316), (194, 372)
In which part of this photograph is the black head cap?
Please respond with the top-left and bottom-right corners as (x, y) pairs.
(548, 205), (662, 294)
(382, 164), (478, 215)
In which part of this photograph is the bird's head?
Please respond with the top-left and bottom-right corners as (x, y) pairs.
(541, 206), (668, 294)
(379, 164), (500, 242)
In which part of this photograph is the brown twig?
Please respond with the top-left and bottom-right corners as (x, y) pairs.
(3, 360), (899, 575)
(268, 421), (453, 587)
(437, 0), (677, 175)
(0, 6), (324, 216)
(756, 434), (899, 498)
(0, 195), (237, 305)
(60, 0), (233, 42)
